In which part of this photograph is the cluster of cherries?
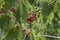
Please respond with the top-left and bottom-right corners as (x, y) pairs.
(10, 7), (16, 12)
(0, 0), (22, 13)
(0, 0), (37, 38)
(27, 13), (36, 23)
(0, 0), (19, 13)
(0, 5), (15, 13)
(24, 13), (37, 37)
(0, 4), (16, 19)
(0, 4), (5, 13)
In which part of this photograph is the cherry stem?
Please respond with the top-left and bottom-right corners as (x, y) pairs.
(28, 8), (42, 14)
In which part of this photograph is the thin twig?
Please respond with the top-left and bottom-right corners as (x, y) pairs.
(18, 20), (23, 30)
(48, 0), (57, 5)
(36, 35), (60, 39)
(28, 8), (42, 14)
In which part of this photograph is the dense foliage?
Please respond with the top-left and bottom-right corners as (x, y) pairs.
(0, 0), (60, 40)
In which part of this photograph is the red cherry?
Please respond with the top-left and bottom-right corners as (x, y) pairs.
(30, 16), (36, 22)
(31, 16), (36, 20)
(2, 5), (5, 8)
(27, 13), (36, 23)
(1, 8), (4, 10)
(27, 18), (31, 23)
(10, 7), (16, 12)
(27, 18), (33, 22)
(0, 8), (4, 13)
(26, 34), (30, 38)
(26, 32), (30, 37)
(30, 18), (34, 22)
(25, 29), (31, 37)
(27, 17), (36, 23)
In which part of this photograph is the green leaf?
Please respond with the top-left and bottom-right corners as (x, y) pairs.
(4, 0), (15, 12)
(28, 0), (35, 5)
(0, 15), (9, 31)
(31, 29), (37, 40)
(5, 26), (20, 40)
(42, 1), (54, 16)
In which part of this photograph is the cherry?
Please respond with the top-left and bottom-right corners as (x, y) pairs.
(25, 29), (31, 37)
(27, 13), (36, 23)
(10, 7), (16, 12)
(27, 16), (36, 23)
(0, 8), (4, 13)
(2, 5), (5, 8)
(31, 16), (36, 20)
(26, 33), (30, 37)
(27, 18), (33, 23)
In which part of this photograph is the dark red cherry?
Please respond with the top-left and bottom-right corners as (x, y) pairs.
(27, 18), (31, 23)
(26, 32), (31, 37)
(0, 8), (4, 13)
(27, 17), (36, 23)
(2, 5), (5, 8)
(10, 7), (16, 12)
(31, 16), (36, 20)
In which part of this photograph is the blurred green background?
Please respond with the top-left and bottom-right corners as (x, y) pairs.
(0, 0), (60, 40)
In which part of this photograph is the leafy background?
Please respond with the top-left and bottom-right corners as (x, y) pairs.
(0, 0), (60, 40)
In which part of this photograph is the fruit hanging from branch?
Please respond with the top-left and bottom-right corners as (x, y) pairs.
(27, 13), (37, 23)
(22, 29), (31, 37)
(0, 8), (5, 13)
(10, 7), (16, 13)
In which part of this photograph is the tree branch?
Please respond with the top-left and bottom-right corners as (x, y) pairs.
(28, 8), (42, 14)
(36, 35), (60, 39)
